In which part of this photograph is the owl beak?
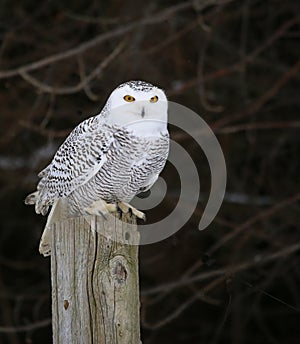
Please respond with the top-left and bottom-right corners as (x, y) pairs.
(141, 107), (145, 118)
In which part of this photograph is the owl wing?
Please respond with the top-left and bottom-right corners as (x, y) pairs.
(35, 117), (115, 215)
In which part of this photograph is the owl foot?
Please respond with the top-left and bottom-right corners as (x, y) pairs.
(117, 201), (146, 221)
(85, 199), (117, 219)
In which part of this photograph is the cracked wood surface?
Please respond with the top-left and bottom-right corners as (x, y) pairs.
(50, 215), (141, 344)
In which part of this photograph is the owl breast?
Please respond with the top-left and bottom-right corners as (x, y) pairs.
(67, 128), (169, 215)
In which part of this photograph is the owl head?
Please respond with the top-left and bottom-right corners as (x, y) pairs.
(104, 81), (168, 136)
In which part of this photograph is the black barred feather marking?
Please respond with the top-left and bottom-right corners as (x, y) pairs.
(117, 80), (154, 92)
(66, 130), (169, 215)
(35, 116), (114, 214)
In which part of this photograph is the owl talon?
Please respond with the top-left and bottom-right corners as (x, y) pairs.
(117, 201), (146, 221)
(116, 206), (122, 219)
(85, 199), (117, 218)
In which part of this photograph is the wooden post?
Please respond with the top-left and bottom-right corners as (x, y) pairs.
(50, 214), (141, 344)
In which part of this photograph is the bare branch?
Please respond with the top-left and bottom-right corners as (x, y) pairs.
(142, 240), (300, 296)
(77, 56), (98, 101)
(19, 40), (126, 95)
(169, 15), (300, 96)
(207, 192), (300, 255)
(0, 319), (51, 333)
(0, 0), (228, 80)
(217, 121), (300, 134)
(0, 1), (195, 79)
(142, 292), (203, 330)
(213, 59), (300, 128)
(18, 120), (71, 138)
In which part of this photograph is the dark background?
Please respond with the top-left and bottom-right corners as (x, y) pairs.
(0, 0), (300, 343)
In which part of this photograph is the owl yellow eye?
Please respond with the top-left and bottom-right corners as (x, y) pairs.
(150, 95), (159, 103)
(124, 95), (135, 102)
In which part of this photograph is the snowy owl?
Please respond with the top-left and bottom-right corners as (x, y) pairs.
(25, 80), (169, 256)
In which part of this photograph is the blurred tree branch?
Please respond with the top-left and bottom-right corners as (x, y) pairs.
(0, 319), (51, 334)
(19, 39), (126, 95)
(0, 0), (233, 80)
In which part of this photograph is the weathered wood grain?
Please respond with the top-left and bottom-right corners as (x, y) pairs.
(50, 214), (141, 344)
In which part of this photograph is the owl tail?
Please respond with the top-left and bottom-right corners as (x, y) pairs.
(25, 192), (66, 256)
(39, 199), (62, 257)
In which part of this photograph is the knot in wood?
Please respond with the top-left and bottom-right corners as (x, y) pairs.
(63, 299), (69, 310)
(110, 256), (128, 285)
(114, 261), (127, 284)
